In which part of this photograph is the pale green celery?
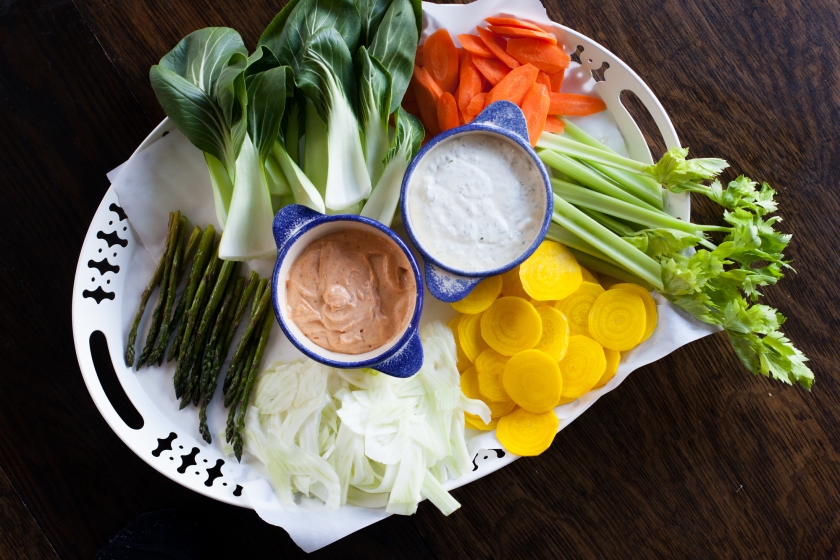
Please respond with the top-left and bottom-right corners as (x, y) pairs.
(540, 150), (658, 211)
(272, 142), (326, 213)
(552, 178), (727, 234)
(553, 194), (664, 290)
(421, 470), (460, 516)
(579, 207), (639, 237)
(537, 131), (649, 174)
(569, 249), (654, 290)
(546, 222), (619, 264)
(581, 160), (664, 209)
(264, 151), (292, 196)
(304, 100), (329, 197)
(205, 153), (235, 227)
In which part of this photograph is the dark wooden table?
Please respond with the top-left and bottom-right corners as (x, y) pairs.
(2, 0), (839, 558)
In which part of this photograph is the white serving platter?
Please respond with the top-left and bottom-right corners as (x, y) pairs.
(72, 4), (689, 525)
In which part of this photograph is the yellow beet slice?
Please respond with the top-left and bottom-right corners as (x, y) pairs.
(497, 408), (559, 456)
(519, 240), (583, 301)
(533, 306), (570, 361)
(500, 266), (529, 299)
(555, 282), (605, 336)
(458, 312), (489, 362)
(581, 267), (599, 283)
(559, 335), (606, 399)
(588, 290), (646, 351)
(451, 275), (503, 314)
(461, 366), (515, 417)
(609, 283), (658, 343)
(465, 413), (499, 431)
(475, 349), (511, 402)
(595, 348), (621, 388)
(448, 315), (472, 372)
(480, 297), (542, 356)
(502, 349), (563, 413)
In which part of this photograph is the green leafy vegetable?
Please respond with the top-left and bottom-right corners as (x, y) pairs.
(356, 46), (392, 185)
(369, 0), (421, 114)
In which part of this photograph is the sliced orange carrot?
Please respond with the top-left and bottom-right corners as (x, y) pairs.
(476, 27), (521, 69)
(549, 92), (607, 116)
(544, 115), (564, 133)
(472, 56), (511, 85)
(485, 63), (540, 107)
(506, 38), (569, 73)
(484, 17), (546, 32)
(437, 92), (460, 132)
(424, 29), (460, 94)
(411, 65), (442, 136)
(536, 72), (552, 89)
(488, 25), (557, 44)
(416, 45), (424, 67)
(466, 93), (487, 116)
(458, 53), (484, 115)
(520, 82), (550, 147)
(458, 34), (494, 58)
(549, 70), (565, 92)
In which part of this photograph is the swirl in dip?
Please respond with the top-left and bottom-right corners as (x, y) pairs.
(285, 229), (416, 355)
(406, 132), (546, 273)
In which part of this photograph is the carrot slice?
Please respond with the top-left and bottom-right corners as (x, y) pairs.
(559, 335), (606, 399)
(475, 348), (511, 403)
(500, 266), (529, 299)
(424, 29), (460, 94)
(520, 240), (583, 301)
(436, 92), (460, 133)
(451, 275), (502, 314)
(447, 315), (472, 372)
(609, 283), (658, 343)
(556, 282), (605, 336)
(458, 34), (494, 58)
(544, 115), (564, 133)
(484, 17), (545, 32)
(488, 25), (558, 44)
(503, 349), (562, 413)
(549, 70), (565, 92)
(411, 65), (442, 136)
(506, 38), (569, 73)
(549, 92), (607, 116)
(476, 27), (520, 69)
(520, 82), (550, 146)
(594, 348), (621, 388)
(458, 312), (489, 362)
(485, 63), (540, 108)
(536, 72), (552, 89)
(533, 305), (570, 361)
(416, 45), (424, 67)
(466, 93), (487, 116)
(497, 408), (558, 456)
(588, 290), (646, 351)
(481, 297), (542, 356)
(458, 53), (484, 116)
(472, 56), (511, 85)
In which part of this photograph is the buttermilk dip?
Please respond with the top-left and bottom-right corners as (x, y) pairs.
(406, 132), (546, 273)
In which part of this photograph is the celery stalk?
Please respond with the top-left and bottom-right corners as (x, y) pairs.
(569, 249), (654, 290)
(537, 131), (649, 174)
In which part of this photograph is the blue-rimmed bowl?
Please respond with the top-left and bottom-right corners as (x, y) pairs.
(271, 205), (424, 378)
(399, 101), (553, 303)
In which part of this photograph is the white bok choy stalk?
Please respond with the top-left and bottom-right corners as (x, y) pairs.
(356, 46), (392, 186)
(149, 28), (248, 227)
(360, 107), (424, 227)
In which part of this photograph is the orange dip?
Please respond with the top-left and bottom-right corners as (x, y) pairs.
(285, 229), (416, 355)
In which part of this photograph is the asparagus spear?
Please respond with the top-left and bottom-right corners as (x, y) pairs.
(201, 273), (242, 388)
(168, 226), (215, 362)
(124, 212), (175, 366)
(147, 216), (188, 366)
(228, 283), (271, 374)
(137, 211), (181, 369)
(215, 272), (259, 376)
(226, 339), (258, 442)
(174, 241), (219, 397)
(233, 311), (275, 461)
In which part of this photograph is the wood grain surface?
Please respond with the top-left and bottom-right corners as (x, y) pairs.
(1, 0), (838, 558)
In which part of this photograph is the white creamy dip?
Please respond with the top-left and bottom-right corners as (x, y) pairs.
(406, 132), (546, 273)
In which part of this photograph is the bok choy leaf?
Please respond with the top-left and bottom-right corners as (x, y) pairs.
(368, 0), (421, 114)
(356, 46), (392, 185)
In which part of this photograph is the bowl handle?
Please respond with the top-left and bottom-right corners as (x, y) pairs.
(424, 262), (482, 303)
(273, 204), (322, 252)
(372, 330), (424, 378)
(472, 100), (530, 144)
